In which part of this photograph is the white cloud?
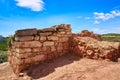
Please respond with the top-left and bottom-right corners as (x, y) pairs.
(94, 10), (120, 21)
(91, 28), (107, 34)
(85, 17), (90, 20)
(15, 0), (44, 11)
(94, 20), (100, 24)
(91, 27), (120, 34)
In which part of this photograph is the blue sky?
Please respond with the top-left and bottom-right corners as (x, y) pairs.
(0, 0), (120, 36)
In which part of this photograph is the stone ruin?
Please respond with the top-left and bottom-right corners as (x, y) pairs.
(8, 24), (120, 75)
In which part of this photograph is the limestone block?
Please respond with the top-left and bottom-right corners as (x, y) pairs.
(16, 48), (32, 53)
(57, 24), (71, 30)
(24, 57), (33, 64)
(43, 41), (54, 46)
(39, 32), (52, 36)
(58, 31), (66, 35)
(32, 54), (46, 62)
(48, 36), (59, 41)
(59, 37), (69, 42)
(16, 53), (33, 59)
(32, 48), (40, 53)
(51, 46), (56, 52)
(39, 47), (47, 52)
(42, 28), (56, 32)
(66, 31), (72, 35)
(34, 35), (39, 40)
(40, 36), (46, 41)
(15, 36), (34, 41)
(14, 41), (42, 48)
(15, 28), (37, 36)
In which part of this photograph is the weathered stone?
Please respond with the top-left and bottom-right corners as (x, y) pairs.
(66, 31), (72, 35)
(39, 32), (52, 36)
(32, 48), (40, 52)
(16, 53), (33, 59)
(43, 41), (54, 46)
(59, 37), (69, 42)
(63, 42), (69, 50)
(34, 35), (39, 40)
(24, 57), (33, 64)
(42, 28), (56, 32)
(76, 30), (102, 41)
(40, 36), (46, 41)
(57, 24), (71, 30)
(16, 48), (32, 53)
(48, 36), (59, 41)
(32, 54), (46, 62)
(15, 28), (37, 36)
(14, 57), (24, 65)
(32, 47), (48, 53)
(15, 36), (34, 41)
(57, 46), (63, 52)
(47, 52), (55, 60)
(14, 41), (42, 48)
(51, 46), (56, 51)
(58, 31), (66, 34)
(39, 47), (47, 52)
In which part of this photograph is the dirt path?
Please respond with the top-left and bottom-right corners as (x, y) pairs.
(0, 54), (120, 80)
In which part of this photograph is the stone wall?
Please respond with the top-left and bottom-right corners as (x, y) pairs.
(8, 24), (120, 75)
(70, 36), (120, 61)
(8, 24), (72, 74)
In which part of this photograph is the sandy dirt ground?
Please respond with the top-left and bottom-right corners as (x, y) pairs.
(0, 53), (120, 80)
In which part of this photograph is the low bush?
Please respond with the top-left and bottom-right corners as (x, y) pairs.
(0, 44), (8, 51)
(0, 51), (7, 63)
(101, 36), (120, 42)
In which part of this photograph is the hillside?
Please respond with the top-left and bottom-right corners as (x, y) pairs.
(0, 35), (3, 38)
(101, 33), (120, 42)
(102, 33), (120, 36)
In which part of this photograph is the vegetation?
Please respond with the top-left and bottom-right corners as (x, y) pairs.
(7, 35), (14, 47)
(37, 29), (44, 33)
(101, 33), (120, 42)
(0, 51), (7, 63)
(0, 37), (8, 44)
(0, 44), (8, 51)
(0, 35), (15, 63)
(0, 37), (8, 63)
(102, 33), (120, 36)
(0, 37), (8, 51)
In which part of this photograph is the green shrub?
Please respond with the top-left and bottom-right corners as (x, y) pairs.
(101, 36), (120, 42)
(37, 29), (44, 33)
(0, 51), (7, 63)
(0, 37), (7, 44)
(0, 44), (8, 51)
(7, 35), (14, 47)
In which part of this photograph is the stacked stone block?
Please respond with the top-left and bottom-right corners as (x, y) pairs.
(8, 24), (72, 74)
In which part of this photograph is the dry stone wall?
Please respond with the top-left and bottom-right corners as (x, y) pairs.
(70, 36), (120, 61)
(8, 24), (72, 74)
(8, 24), (120, 75)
